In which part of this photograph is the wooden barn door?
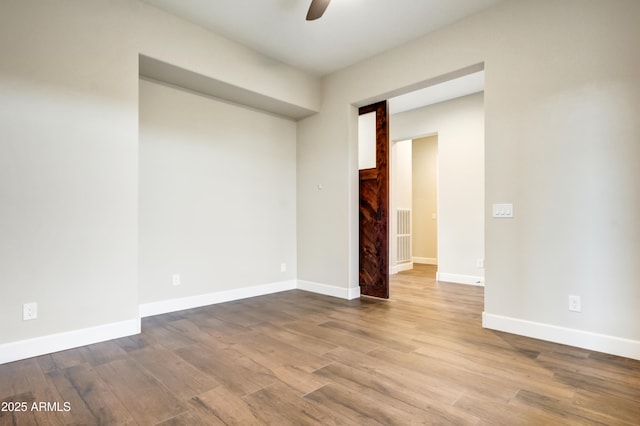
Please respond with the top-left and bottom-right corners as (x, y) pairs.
(359, 101), (389, 298)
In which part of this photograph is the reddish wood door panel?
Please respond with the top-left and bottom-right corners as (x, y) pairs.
(359, 101), (389, 299)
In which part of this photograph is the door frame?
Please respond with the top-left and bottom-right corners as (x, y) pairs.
(349, 63), (485, 300)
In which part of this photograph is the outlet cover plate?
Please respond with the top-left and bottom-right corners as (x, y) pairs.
(23, 302), (38, 320)
(568, 295), (581, 312)
(172, 274), (181, 286)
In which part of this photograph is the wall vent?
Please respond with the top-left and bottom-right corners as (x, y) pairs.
(397, 209), (411, 263)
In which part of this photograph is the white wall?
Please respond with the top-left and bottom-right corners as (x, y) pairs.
(139, 79), (297, 307)
(0, 0), (318, 363)
(390, 139), (412, 273)
(297, 0), (640, 359)
(392, 94), (484, 284)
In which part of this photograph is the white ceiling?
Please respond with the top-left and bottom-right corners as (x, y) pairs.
(389, 70), (485, 115)
(141, 0), (506, 77)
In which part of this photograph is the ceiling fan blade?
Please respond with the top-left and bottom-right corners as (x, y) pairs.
(306, 0), (331, 21)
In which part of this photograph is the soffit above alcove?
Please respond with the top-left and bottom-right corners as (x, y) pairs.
(139, 55), (318, 120)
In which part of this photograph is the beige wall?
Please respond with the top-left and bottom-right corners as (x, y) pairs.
(1, 0), (639, 361)
(139, 79), (297, 304)
(412, 136), (438, 263)
(297, 0), (640, 357)
(0, 0), (317, 359)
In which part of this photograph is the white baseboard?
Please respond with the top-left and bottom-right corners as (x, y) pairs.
(139, 280), (297, 318)
(1, 279), (357, 365)
(390, 262), (413, 274)
(297, 280), (360, 300)
(0, 319), (140, 365)
(436, 272), (484, 286)
(483, 312), (640, 361)
(413, 257), (437, 265)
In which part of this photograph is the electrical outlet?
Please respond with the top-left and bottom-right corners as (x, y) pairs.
(23, 302), (38, 321)
(568, 295), (581, 312)
(280, 263), (287, 273)
(172, 274), (181, 286)
(476, 258), (484, 268)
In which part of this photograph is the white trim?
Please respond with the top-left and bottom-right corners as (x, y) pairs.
(139, 280), (297, 318)
(390, 262), (414, 274)
(436, 272), (484, 286)
(413, 257), (437, 265)
(0, 319), (140, 365)
(483, 312), (640, 361)
(2, 279), (360, 365)
(297, 280), (361, 300)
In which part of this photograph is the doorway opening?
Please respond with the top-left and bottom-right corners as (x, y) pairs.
(356, 66), (485, 298)
(390, 135), (439, 278)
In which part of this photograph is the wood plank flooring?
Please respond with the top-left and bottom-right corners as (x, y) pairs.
(1, 264), (639, 425)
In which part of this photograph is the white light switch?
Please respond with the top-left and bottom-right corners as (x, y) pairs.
(492, 203), (514, 218)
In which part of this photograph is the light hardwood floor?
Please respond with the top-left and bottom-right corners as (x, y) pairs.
(1, 264), (639, 425)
